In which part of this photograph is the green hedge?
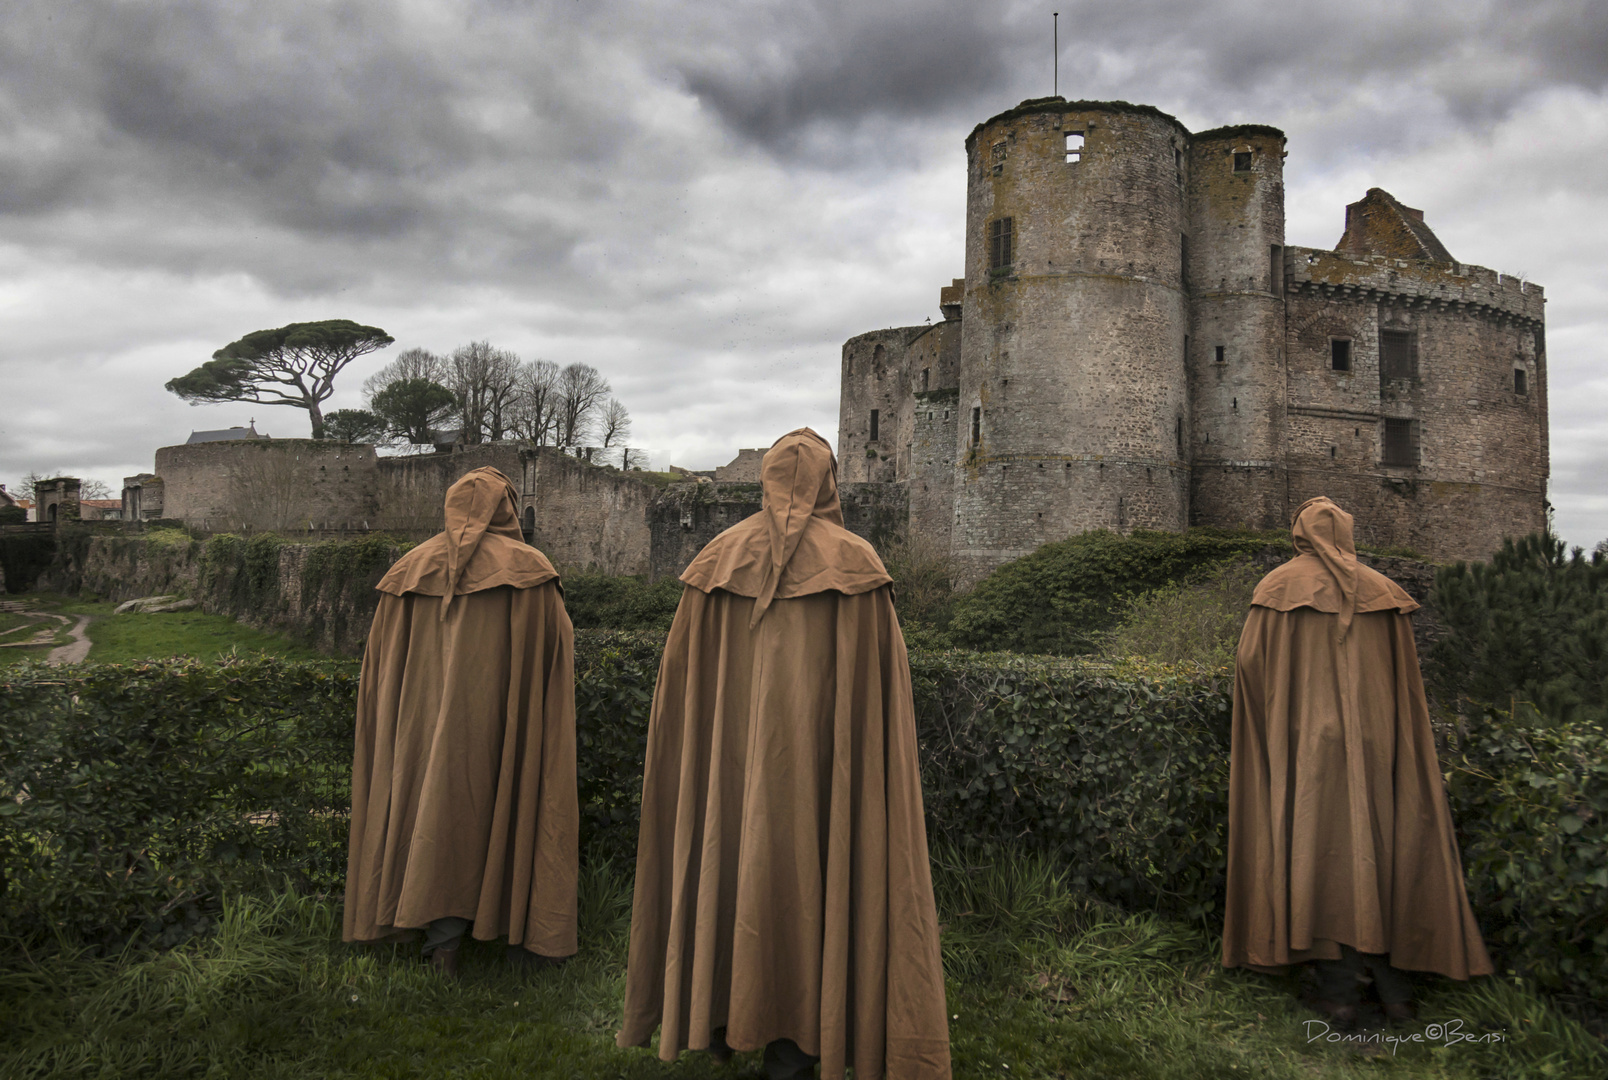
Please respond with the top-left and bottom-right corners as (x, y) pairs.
(3, 641), (1604, 1006)
(1447, 706), (1608, 1004)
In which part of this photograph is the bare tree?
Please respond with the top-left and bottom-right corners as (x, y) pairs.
(599, 397), (631, 449)
(555, 362), (611, 448)
(450, 341), (522, 444)
(79, 479), (114, 500)
(510, 359), (562, 446)
(363, 346), (448, 400)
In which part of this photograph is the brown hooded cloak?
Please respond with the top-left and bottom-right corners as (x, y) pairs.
(618, 429), (951, 1080)
(343, 467), (578, 958)
(1222, 496), (1491, 980)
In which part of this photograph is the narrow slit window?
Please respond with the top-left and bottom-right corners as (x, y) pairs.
(921, 367), (930, 391)
(1270, 244), (1283, 295)
(971, 407), (981, 446)
(1514, 368), (1528, 395)
(1233, 151), (1252, 172)
(989, 217), (1014, 271)
(1065, 131), (1084, 163)
(991, 140), (1007, 174)
(1382, 418), (1417, 466)
(1331, 339), (1352, 372)
(1181, 233), (1190, 288)
(1215, 345), (1226, 364)
(1380, 329), (1417, 380)
(870, 409), (879, 441)
(1175, 417), (1183, 455)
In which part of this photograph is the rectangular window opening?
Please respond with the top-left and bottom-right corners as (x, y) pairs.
(1514, 368), (1528, 395)
(1233, 151), (1252, 172)
(1330, 339), (1352, 372)
(1215, 345), (1226, 364)
(921, 367), (930, 391)
(989, 217), (1014, 271)
(1270, 244), (1283, 296)
(1382, 418), (1417, 467)
(1065, 131), (1084, 164)
(1380, 329), (1417, 380)
(971, 407), (981, 446)
(869, 409), (879, 442)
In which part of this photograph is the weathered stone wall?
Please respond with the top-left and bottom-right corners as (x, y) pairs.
(953, 102), (1192, 584)
(1281, 251), (1547, 560)
(839, 327), (922, 484)
(47, 532), (394, 656)
(155, 440), (380, 530)
(1187, 126), (1289, 532)
(647, 481), (908, 582)
(521, 450), (658, 574)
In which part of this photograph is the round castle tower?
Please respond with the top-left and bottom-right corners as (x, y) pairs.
(1186, 125), (1289, 528)
(953, 98), (1192, 579)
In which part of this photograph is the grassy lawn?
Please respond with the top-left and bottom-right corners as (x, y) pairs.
(2, 857), (1599, 1080)
(2, 592), (328, 664)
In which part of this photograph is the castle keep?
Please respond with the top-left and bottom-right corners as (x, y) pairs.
(839, 97), (1548, 581)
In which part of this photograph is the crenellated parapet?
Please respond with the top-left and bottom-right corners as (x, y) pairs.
(1287, 247), (1545, 330)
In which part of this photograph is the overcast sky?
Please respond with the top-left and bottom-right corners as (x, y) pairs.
(2, 0), (1604, 548)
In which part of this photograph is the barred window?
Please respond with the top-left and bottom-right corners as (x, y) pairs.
(1380, 329), (1417, 380)
(1382, 418), (1418, 466)
(989, 217), (1014, 271)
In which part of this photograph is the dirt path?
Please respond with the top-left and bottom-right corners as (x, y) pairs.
(47, 615), (94, 664)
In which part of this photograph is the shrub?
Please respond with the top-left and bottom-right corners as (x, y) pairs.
(4, 638), (1605, 1006)
(560, 573), (683, 631)
(948, 528), (1288, 655)
(0, 657), (356, 949)
(1101, 557), (1263, 668)
(1448, 705), (1608, 1005)
(1431, 533), (1608, 728)
(878, 529), (958, 636)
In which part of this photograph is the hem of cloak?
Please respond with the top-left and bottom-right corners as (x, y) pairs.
(1225, 938), (1493, 980)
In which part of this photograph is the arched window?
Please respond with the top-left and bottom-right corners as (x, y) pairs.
(523, 506), (535, 535)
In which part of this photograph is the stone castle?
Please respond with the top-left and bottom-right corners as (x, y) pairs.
(838, 97), (1548, 582)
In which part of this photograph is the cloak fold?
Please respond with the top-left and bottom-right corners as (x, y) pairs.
(1222, 497), (1491, 979)
(344, 467), (578, 956)
(619, 429), (951, 1080)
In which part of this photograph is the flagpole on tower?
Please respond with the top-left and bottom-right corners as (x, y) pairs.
(1053, 12), (1059, 97)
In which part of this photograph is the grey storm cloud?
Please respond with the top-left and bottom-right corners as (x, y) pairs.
(665, 0), (1608, 152)
(0, 0), (1604, 547)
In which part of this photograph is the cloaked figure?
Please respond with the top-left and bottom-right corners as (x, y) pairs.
(344, 467), (578, 975)
(618, 429), (951, 1080)
(1223, 496), (1491, 1025)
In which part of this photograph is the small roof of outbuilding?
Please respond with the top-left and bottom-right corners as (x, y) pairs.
(186, 422), (268, 444)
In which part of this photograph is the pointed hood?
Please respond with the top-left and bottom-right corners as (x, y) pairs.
(376, 466), (558, 613)
(680, 428), (891, 626)
(1252, 496), (1417, 628)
